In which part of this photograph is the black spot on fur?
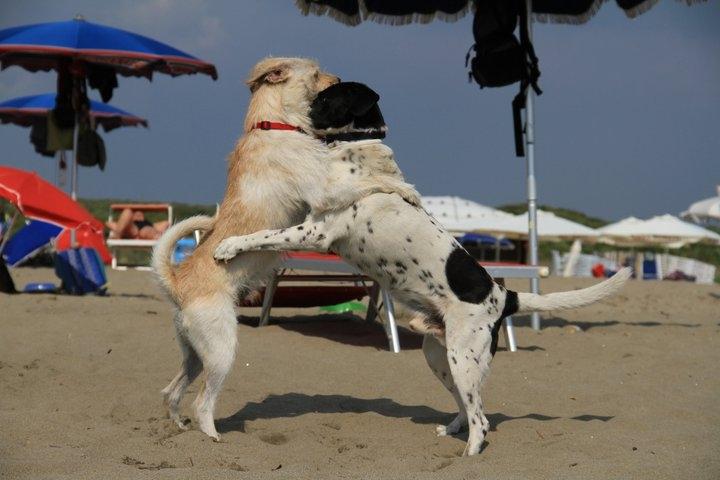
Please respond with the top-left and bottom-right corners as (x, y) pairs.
(297, 226), (304, 230)
(490, 318), (503, 356)
(406, 236), (412, 242)
(501, 289), (519, 319)
(451, 356), (457, 365)
(350, 168), (356, 174)
(445, 248), (493, 304)
(467, 393), (474, 404)
(316, 234), (326, 241)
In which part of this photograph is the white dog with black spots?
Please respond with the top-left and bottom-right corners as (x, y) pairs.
(214, 83), (631, 456)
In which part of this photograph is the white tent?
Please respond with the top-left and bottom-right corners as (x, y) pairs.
(421, 196), (514, 233)
(479, 209), (599, 240)
(599, 214), (720, 247)
(682, 186), (720, 223)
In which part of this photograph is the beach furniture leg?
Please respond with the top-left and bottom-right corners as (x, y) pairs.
(381, 288), (401, 353)
(503, 316), (517, 352)
(365, 282), (381, 323)
(259, 272), (280, 326)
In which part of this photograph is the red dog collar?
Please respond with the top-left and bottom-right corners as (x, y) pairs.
(252, 121), (306, 134)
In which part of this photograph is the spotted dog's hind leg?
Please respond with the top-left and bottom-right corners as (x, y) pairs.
(422, 335), (467, 436)
(214, 218), (333, 261)
(444, 303), (495, 456)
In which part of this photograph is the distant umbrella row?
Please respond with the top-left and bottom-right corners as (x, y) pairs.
(422, 196), (720, 247)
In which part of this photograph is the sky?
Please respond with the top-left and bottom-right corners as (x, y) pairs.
(0, 0), (718, 222)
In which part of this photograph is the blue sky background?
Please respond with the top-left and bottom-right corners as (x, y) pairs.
(0, 1), (718, 221)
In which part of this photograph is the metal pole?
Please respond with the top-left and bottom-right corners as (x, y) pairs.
(71, 112), (79, 201)
(525, 0), (541, 331)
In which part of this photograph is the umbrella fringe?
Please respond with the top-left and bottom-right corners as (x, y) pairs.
(624, 0), (661, 19)
(533, 0), (606, 25)
(295, 0), (472, 27)
(295, 0), (362, 26)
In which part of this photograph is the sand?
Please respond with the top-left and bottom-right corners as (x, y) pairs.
(1, 267), (719, 479)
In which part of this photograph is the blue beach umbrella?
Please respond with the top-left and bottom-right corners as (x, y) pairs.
(0, 93), (148, 132)
(0, 15), (217, 199)
(0, 16), (217, 80)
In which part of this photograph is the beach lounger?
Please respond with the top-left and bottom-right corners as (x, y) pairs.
(106, 203), (172, 270)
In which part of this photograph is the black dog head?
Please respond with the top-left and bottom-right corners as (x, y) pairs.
(310, 82), (387, 142)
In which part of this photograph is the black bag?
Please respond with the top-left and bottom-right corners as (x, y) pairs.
(468, 0), (523, 88)
(76, 129), (107, 171)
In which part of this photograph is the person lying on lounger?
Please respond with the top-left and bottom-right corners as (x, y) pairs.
(106, 208), (169, 240)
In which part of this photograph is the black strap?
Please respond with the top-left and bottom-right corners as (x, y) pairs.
(513, 0), (542, 157)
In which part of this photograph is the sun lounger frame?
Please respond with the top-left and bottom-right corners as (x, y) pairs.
(260, 253), (544, 353)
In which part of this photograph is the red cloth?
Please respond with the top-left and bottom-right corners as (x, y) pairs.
(592, 263), (606, 278)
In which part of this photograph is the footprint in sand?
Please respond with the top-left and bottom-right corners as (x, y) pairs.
(258, 432), (288, 445)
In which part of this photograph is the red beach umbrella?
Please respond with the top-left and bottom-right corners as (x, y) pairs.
(0, 165), (111, 263)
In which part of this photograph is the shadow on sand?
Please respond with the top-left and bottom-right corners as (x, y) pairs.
(237, 313), (425, 350)
(217, 392), (614, 434)
(510, 314), (701, 330)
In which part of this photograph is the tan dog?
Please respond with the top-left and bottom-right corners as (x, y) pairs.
(151, 57), (338, 441)
(151, 58), (416, 441)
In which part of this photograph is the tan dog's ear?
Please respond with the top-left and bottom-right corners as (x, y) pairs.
(246, 65), (291, 92)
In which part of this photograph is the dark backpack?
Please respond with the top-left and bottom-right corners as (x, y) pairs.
(466, 0), (542, 156)
(0, 256), (17, 294)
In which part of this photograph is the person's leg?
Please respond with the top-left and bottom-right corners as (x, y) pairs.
(110, 209), (139, 239)
(153, 220), (170, 233)
(138, 226), (162, 240)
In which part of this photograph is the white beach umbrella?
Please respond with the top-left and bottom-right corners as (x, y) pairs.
(599, 214), (720, 247)
(480, 209), (599, 240)
(421, 196), (514, 233)
(682, 186), (720, 222)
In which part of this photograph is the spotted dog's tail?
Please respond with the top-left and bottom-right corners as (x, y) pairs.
(151, 215), (215, 302)
(505, 267), (631, 315)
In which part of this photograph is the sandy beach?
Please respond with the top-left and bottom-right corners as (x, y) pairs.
(1, 267), (719, 479)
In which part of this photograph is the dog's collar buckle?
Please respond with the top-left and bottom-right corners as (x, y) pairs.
(253, 121), (306, 134)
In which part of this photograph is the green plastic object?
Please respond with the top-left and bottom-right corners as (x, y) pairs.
(319, 301), (367, 313)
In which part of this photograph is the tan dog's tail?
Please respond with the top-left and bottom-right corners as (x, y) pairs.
(513, 267), (631, 314)
(151, 215), (215, 302)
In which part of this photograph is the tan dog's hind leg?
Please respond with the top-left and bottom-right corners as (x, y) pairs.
(162, 317), (203, 429)
(183, 295), (238, 441)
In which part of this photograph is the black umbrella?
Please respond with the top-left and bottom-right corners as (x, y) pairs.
(294, 0), (703, 329)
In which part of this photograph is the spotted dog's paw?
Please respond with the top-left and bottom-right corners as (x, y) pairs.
(435, 415), (467, 436)
(397, 185), (422, 207)
(214, 237), (244, 261)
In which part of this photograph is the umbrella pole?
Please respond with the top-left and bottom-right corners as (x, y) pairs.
(71, 113), (79, 201)
(525, 0), (541, 331)
(0, 210), (19, 256)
